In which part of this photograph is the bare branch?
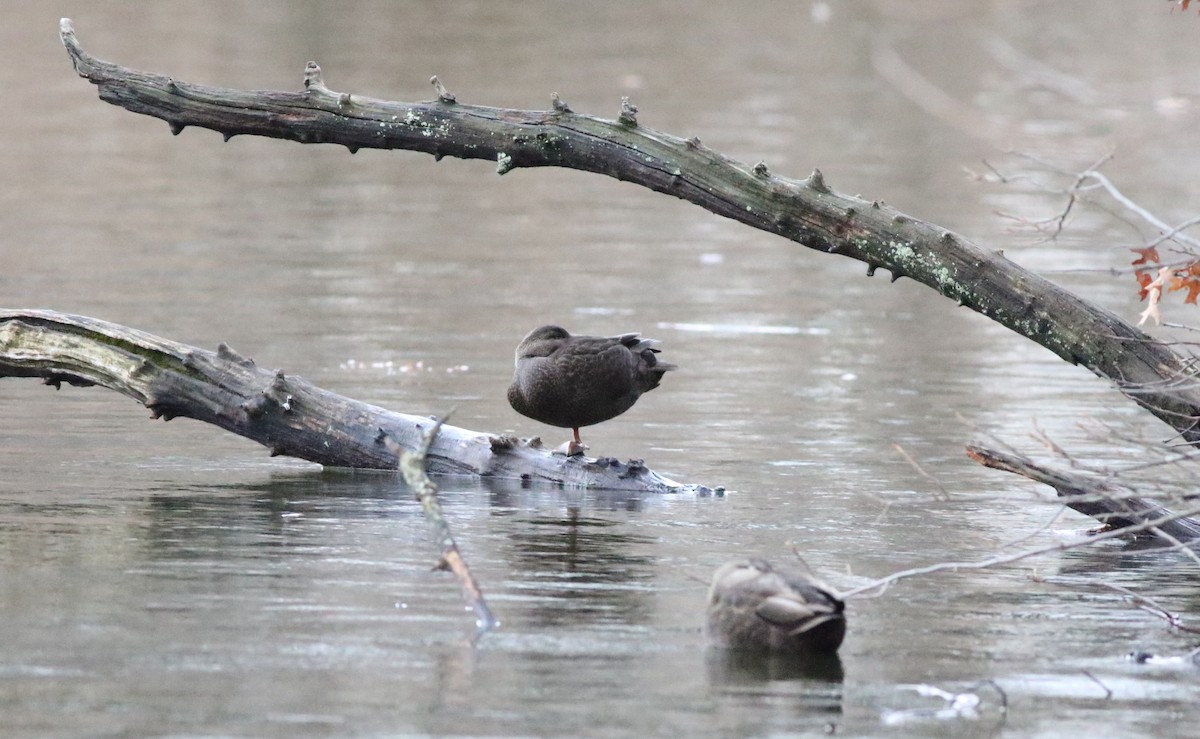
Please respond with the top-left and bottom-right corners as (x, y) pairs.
(387, 416), (500, 637)
(966, 444), (1200, 542)
(839, 503), (1200, 600)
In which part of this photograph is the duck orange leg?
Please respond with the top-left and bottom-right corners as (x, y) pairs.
(554, 428), (588, 457)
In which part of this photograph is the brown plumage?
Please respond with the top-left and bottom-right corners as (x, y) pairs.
(506, 325), (676, 452)
(706, 558), (846, 654)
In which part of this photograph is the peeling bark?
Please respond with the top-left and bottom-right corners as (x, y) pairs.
(0, 310), (706, 494)
(57, 18), (1200, 447)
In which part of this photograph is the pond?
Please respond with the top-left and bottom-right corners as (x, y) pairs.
(2, 1), (1199, 736)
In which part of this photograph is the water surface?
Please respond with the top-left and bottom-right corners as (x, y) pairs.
(3, 1), (1200, 736)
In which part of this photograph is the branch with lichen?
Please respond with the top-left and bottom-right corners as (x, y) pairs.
(57, 18), (1200, 446)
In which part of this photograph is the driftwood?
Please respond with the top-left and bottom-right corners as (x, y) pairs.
(0, 309), (702, 493)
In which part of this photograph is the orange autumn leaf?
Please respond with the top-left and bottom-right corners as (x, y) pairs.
(1171, 275), (1200, 305)
(1131, 246), (1160, 268)
(1137, 271), (1154, 301)
(1164, 261), (1200, 304)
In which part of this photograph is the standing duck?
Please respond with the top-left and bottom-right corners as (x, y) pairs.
(706, 558), (846, 654)
(507, 325), (676, 455)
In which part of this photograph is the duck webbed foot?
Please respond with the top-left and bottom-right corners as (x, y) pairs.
(553, 428), (589, 457)
(554, 439), (589, 457)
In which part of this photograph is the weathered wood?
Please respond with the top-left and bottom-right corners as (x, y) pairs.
(58, 18), (1200, 447)
(966, 445), (1200, 543)
(0, 309), (708, 493)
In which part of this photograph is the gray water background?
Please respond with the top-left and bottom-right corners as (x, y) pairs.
(2, 2), (1199, 736)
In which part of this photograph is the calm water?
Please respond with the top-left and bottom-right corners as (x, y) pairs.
(3, 1), (1200, 736)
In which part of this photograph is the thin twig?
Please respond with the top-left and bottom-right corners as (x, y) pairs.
(892, 443), (950, 500)
(1081, 670), (1113, 700)
(386, 412), (500, 637)
(1094, 580), (1200, 634)
(1080, 170), (1200, 251)
(838, 503), (1200, 600)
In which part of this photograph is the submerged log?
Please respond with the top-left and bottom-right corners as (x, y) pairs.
(0, 309), (710, 494)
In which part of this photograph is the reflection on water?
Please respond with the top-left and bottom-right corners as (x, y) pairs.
(503, 508), (657, 628)
(4, 0), (1200, 735)
(705, 651), (845, 734)
(707, 648), (845, 687)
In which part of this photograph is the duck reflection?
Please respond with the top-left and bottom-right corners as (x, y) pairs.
(484, 477), (657, 628)
(498, 503), (658, 629)
(706, 648), (844, 684)
(703, 650), (844, 730)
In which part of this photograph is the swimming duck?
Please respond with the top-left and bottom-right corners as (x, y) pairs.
(706, 558), (846, 654)
(507, 325), (676, 455)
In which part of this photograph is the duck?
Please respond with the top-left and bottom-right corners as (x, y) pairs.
(706, 558), (846, 654)
(507, 325), (676, 455)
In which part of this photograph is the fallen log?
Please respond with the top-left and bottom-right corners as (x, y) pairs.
(0, 309), (711, 494)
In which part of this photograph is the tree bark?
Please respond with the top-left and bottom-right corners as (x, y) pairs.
(966, 445), (1200, 544)
(57, 19), (1200, 447)
(0, 309), (701, 494)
